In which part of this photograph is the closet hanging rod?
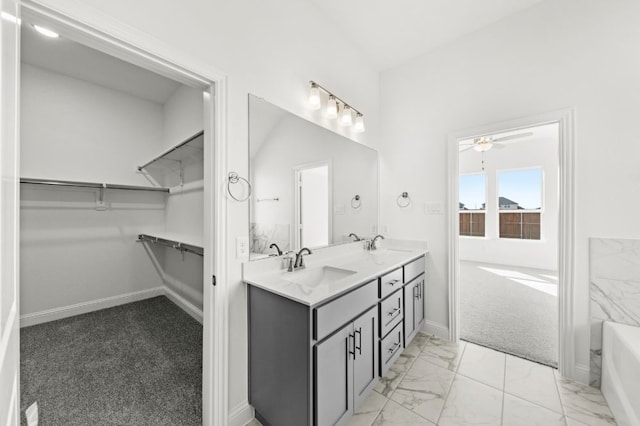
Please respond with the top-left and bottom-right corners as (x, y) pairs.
(20, 177), (169, 193)
(137, 130), (204, 171)
(138, 234), (204, 256)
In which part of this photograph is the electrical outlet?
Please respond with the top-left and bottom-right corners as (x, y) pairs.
(382, 224), (389, 234)
(236, 236), (249, 258)
(424, 202), (443, 215)
(370, 224), (377, 233)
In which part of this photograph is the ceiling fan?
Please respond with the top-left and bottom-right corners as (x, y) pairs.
(459, 132), (534, 152)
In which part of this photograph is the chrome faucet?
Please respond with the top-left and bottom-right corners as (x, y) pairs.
(371, 234), (384, 250)
(294, 247), (313, 270)
(348, 233), (361, 241)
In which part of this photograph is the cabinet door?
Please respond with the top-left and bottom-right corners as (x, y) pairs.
(315, 324), (354, 426)
(353, 306), (378, 410)
(415, 277), (425, 327)
(404, 282), (417, 345)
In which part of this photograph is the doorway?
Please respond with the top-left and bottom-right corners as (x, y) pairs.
(294, 162), (331, 250)
(457, 124), (559, 366)
(0, 3), (228, 425)
(447, 110), (576, 377)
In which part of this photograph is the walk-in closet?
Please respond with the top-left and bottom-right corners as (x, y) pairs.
(19, 20), (206, 425)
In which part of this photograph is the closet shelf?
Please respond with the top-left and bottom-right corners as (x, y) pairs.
(20, 177), (169, 193)
(138, 233), (203, 256)
(137, 130), (204, 172)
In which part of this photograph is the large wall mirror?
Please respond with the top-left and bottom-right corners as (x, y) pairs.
(249, 94), (379, 261)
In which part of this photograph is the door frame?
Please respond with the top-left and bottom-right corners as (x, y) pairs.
(447, 108), (576, 379)
(12, 2), (230, 424)
(292, 159), (332, 251)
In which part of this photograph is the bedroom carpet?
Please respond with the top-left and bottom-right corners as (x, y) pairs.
(20, 296), (202, 426)
(460, 261), (558, 367)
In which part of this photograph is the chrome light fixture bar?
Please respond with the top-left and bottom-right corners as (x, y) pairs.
(308, 80), (365, 133)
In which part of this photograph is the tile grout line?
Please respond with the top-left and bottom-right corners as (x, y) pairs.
(552, 369), (569, 425)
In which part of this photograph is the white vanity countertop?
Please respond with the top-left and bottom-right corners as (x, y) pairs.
(243, 240), (428, 307)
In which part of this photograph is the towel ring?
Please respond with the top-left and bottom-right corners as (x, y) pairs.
(397, 192), (411, 208)
(227, 172), (252, 202)
(351, 195), (361, 209)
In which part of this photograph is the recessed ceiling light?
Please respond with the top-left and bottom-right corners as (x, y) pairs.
(33, 24), (59, 38)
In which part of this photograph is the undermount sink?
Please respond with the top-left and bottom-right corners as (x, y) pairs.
(284, 266), (356, 287)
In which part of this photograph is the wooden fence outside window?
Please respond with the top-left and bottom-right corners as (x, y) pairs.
(459, 211), (485, 237)
(499, 211), (541, 240)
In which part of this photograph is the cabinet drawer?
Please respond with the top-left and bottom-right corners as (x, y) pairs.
(379, 267), (403, 299)
(379, 289), (403, 338)
(404, 256), (425, 283)
(314, 280), (377, 341)
(380, 321), (403, 375)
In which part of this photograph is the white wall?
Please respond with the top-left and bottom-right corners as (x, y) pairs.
(20, 64), (166, 316)
(29, 0), (381, 415)
(379, 0), (640, 377)
(459, 135), (558, 271)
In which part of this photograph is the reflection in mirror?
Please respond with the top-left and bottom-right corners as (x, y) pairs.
(249, 95), (379, 261)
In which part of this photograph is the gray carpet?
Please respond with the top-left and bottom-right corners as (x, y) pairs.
(20, 296), (202, 426)
(460, 261), (558, 367)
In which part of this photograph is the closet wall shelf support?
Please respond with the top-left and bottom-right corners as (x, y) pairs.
(137, 130), (204, 171)
(138, 234), (204, 257)
(20, 177), (169, 193)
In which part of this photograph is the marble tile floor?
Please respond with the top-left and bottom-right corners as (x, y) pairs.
(250, 333), (617, 426)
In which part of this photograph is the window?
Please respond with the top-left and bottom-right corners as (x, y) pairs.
(459, 173), (485, 237)
(498, 168), (542, 240)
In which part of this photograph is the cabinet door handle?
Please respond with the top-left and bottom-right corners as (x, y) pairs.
(387, 307), (401, 320)
(386, 279), (399, 286)
(419, 281), (423, 299)
(387, 341), (401, 355)
(349, 333), (356, 359)
(354, 327), (362, 355)
(413, 284), (418, 299)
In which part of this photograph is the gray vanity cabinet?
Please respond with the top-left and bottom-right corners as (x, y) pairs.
(315, 306), (378, 426)
(404, 274), (425, 345)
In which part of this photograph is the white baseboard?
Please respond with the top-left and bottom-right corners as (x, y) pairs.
(163, 285), (203, 324)
(574, 363), (590, 385)
(228, 401), (254, 426)
(422, 320), (449, 339)
(20, 287), (164, 328)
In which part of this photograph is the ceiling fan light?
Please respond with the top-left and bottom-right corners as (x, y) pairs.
(308, 83), (321, 110)
(326, 96), (338, 119)
(473, 140), (493, 152)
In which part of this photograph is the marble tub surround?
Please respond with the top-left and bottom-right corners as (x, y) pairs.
(249, 334), (616, 425)
(243, 240), (428, 306)
(589, 238), (640, 386)
(249, 222), (290, 254)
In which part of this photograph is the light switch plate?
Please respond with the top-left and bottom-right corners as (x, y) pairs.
(236, 236), (249, 258)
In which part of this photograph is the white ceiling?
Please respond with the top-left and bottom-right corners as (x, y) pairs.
(309, 0), (545, 71)
(21, 23), (182, 104)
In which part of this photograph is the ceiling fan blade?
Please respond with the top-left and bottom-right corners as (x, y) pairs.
(492, 143), (506, 149)
(459, 145), (476, 152)
(493, 132), (534, 143)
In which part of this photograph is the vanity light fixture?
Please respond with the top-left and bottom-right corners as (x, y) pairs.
(308, 83), (321, 110)
(340, 105), (353, 127)
(354, 113), (365, 133)
(308, 81), (364, 132)
(33, 24), (60, 38)
(326, 96), (338, 119)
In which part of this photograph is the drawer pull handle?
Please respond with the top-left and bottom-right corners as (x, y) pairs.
(386, 279), (400, 286)
(387, 307), (401, 319)
(388, 341), (401, 355)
